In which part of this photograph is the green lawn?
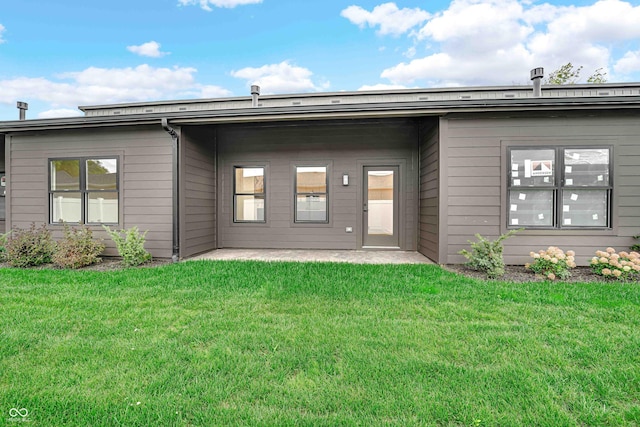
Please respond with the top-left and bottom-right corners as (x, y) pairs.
(1, 261), (639, 426)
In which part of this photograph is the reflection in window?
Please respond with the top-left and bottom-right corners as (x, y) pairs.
(234, 167), (265, 222)
(295, 166), (328, 222)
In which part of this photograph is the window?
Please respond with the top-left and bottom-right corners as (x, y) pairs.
(234, 166), (265, 222)
(49, 158), (119, 224)
(508, 147), (611, 228)
(295, 166), (328, 222)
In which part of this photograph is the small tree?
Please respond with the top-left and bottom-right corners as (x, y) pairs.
(547, 62), (608, 85)
(459, 229), (520, 279)
(587, 67), (608, 84)
(546, 63), (583, 85)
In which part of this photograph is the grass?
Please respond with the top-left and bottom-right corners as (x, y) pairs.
(1, 261), (639, 426)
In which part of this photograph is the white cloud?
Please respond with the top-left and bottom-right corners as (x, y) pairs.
(197, 84), (233, 98)
(358, 83), (408, 91)
(178, 0), (262, 11)
(38, 109), (84, 119)
(231, 61), (329, 93)
(403, 46), (416, 59)
(127, 41), (169, 58)
(0, 24), (6, 43)
(358, 0), (640, 87)
(341, 3), (430, 36)
(614, 51), (640, 75)
(0, 64), (232, 111)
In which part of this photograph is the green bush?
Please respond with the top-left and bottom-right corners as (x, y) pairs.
(5, 223), (56, 268)
(525, 246), (577, 280)
(52, 224), (105, 269)
(631, 235), (640, 252)
(103, 225), (152, 267)
(590, 247), (640, 281)
(458, 229), (519, 279)
(0, 231), (11, 262)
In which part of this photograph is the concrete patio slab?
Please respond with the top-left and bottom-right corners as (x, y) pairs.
(188, 249), (434, 264)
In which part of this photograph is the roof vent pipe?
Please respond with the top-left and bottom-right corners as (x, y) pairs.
(17, 101), (28, 120)
(251, 85), (260, 107)
(530, 67), (544, 98)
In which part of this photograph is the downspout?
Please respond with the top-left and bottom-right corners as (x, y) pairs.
(162, 118), (180, 262)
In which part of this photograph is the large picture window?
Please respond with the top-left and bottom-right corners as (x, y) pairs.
(49, 158), (119, 224)
(508, 147), (611, 229)
(234, 166), (265, 222)
(295, 166), (328, 223)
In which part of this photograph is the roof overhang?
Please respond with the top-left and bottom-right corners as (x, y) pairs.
(2, 96), (640, 133)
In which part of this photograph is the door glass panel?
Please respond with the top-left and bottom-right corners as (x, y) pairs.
(367, 170), (394, 236)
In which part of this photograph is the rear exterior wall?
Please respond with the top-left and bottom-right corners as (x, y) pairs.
(216, 119), (419, 250)
(179, 126), (217, 258)
(418, 120), (440, 262)
(441, 112), (640, 265)
(7, 126), (175, 258)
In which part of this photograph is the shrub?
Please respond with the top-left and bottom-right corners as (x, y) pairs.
(631, 235), (640, 252)
(590, 247), (640, 281)
(0, 231), (11, 262)
(525, 246), (577, 280)
(52, 224), (105, 269)
(5, 223), (56, 268)
(459, 229), (519, 279)
(103, 225), (152, 267)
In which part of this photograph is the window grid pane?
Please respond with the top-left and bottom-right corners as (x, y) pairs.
(296, 195), (327, 222)
(235, 167), (264, 194)
(87, 192), (119, 224)
(51, 192), (82, 223)
(508, 190), (554, 227)
(561, 189), (608, 227)
(86, 159), (118, 190)
(563, 148), (610, 187)
(510, 149), (556, 187)
(235, 195), (265, 222)
(51, 160), (81, 191)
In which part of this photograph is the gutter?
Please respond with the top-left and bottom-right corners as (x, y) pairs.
(161, 118), (180, 263)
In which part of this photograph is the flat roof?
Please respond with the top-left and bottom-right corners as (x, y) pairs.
(2, 84), (640, 133)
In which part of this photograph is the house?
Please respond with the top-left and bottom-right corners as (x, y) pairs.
(1, 73), (639, 265)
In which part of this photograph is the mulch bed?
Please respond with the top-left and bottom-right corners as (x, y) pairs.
(444, 264), (639, 283)
(0, 258), (172, 271)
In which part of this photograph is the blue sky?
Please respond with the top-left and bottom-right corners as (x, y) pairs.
(1, 0), (640, 120)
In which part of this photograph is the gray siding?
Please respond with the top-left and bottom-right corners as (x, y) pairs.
(418, 120), (439, 261)
(8, 126), (174, 258)
(217, 119), (419, 250)
(180, 126), (217, 258)
(442, 113), (640, 265)
(0, 136), (5, 232)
